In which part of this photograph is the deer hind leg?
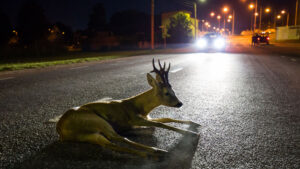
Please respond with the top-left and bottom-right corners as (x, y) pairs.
(105, 132), (167, 156)
(76, 133), (152, 158)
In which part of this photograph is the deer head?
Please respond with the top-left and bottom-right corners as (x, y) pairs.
(147, 59), (183, 108)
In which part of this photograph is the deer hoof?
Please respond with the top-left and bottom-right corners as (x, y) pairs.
(151, 149), (168, 161)
(190, 121), (201, 127)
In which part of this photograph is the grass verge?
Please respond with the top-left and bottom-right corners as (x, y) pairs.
(0, 50), (158, 72)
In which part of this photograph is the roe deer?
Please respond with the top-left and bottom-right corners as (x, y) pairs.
(56, 59), (200, 159)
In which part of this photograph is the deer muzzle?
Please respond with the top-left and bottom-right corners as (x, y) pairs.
(174, 102), (183, 108)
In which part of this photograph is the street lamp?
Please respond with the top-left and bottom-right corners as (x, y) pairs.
(222, 6), (229, 31)
(280, 10), (289, 27)
(249, 4), (255, 32)
(223, 7), (229, 13)
(210, 12), (215, 17)
(265, 8), (270, 13)
(249, 4), (255, 9)
(228, 15), (232, 19)
(277, 15), (281, 19)
(217, 15), (221, 29)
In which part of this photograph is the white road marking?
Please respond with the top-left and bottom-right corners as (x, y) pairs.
(70, 66), (88, 70)
(0, 77), (15, 81)
(281, 56), (286, 58)
(170, 67), (183, 73)
(291, 58), (297, 62)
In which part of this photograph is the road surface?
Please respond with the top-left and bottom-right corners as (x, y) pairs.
(0, 46), (299, 169)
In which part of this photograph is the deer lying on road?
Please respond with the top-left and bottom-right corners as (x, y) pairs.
(56, 59), (200, 159)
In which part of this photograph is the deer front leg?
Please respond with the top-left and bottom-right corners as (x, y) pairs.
(133, 118), (199, 136)
(149, 118), (201, 126)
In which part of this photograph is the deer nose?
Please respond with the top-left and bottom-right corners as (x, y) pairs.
(175, 102), (183, 108)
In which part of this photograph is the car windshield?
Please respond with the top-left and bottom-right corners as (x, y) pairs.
(204, 33), (220, 39)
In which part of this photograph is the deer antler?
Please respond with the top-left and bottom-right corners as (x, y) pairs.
(151, 58), (171, 86)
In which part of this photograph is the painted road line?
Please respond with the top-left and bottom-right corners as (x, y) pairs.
(0, 77), (15, 81)
(70, 66), (88, 70)
(291, 58), (297, 62)
(170, 67), (183, 73)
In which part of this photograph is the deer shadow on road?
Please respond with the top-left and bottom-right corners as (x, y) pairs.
(13, 125), (200, 169)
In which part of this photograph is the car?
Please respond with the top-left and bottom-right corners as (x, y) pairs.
(195, 33), (227, 51)
(251, 32), (270, 46)
(259, 33), (270, 45)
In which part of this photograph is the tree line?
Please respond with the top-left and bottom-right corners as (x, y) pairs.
(0, 0), (192, 57)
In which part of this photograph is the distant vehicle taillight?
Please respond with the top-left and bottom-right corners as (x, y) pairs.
(267, 37), (270, 40)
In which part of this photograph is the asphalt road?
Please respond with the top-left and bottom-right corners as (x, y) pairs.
(0, 47), (299, 169)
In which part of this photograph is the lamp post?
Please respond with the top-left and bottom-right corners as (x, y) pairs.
(151, 0), (154, 49)
(296, 0), (299, 25)
(249, 3), (255, 32)
(217, 15), (221, 29)
(223, 7), (229, 32)
(265, 8), (271, 29)
(194, 2), (198, 40)
(281, 10), (290, 27)
(254, 0), (258, 31)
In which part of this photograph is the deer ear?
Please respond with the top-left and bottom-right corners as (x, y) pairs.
(147, 73), (157, 88)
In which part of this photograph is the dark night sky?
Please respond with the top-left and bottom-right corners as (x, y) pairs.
(0, 0), (296, 31)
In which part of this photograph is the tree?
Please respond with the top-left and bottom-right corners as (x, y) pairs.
(0, 9), (12, 47)
(167, 12), (192, 43)
(88, 3), (107, 32)
(17, 0), (49, 46)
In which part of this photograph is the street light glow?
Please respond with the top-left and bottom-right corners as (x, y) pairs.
(210, 12), (215, 17)
(265, 8), (270, 13)
(277, 15), (281, 19)
(281, 10), (286, 14)
(255, 12), (259, 16)
(205, 22), (209, 26)
(227, 19), (231, 22)
(249, 4), (254, 9)
(223, 7), (229, 13)
(228, 15), (232, 19)
(217, 15), (221, 19)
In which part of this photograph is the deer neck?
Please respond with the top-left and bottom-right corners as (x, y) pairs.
(128, 88), (161, 116)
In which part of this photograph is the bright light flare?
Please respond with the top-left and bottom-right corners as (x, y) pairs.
(214, 38), (226, 49)
(265, 8), (270, 13)
(281, 10), (286, 14)
(196, 39), (207, 48)
(277, 15), (281, 19)
(249, 4), (254, 9)
(210, 12), (215, 17)
(217, 15), (221, 19)
(223, 7), (229, 13)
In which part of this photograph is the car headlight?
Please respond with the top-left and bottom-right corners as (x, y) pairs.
(196, 39), (207, 48)
(213, 38), (226, 49)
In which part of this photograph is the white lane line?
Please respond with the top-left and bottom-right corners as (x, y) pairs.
(291, 58), (297, 62)
(70, 66), (88, 70)
(0, 77), (15, 81)
(170, 67), (183, 73)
